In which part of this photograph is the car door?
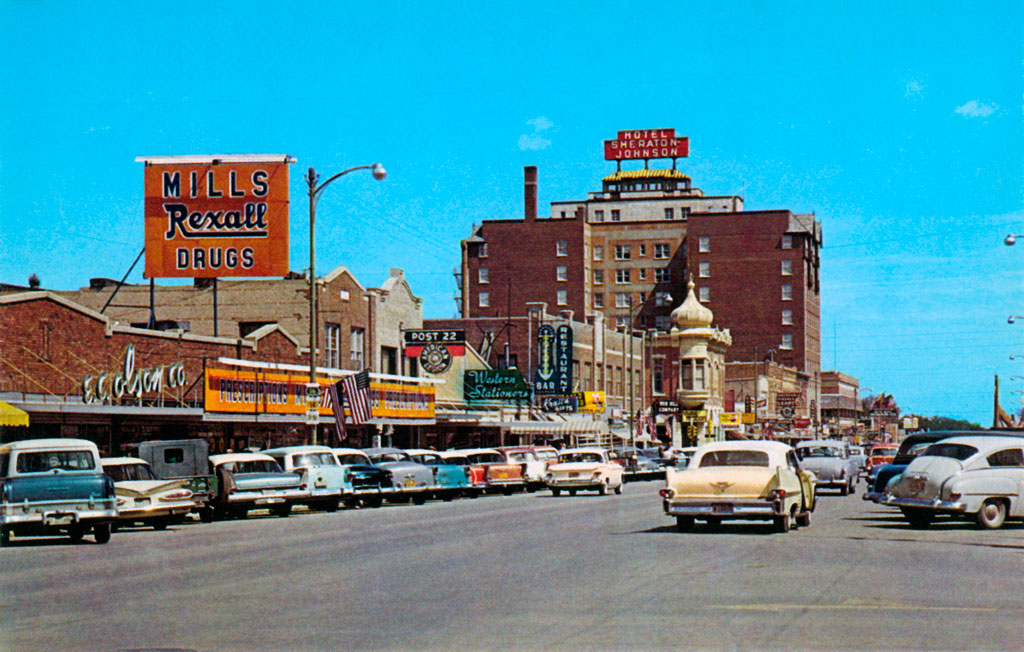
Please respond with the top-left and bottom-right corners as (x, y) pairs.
(986, 447), (1024, 516)
(788, 450), (815, 510)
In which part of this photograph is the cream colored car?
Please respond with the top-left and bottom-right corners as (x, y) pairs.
(659, 441), (816, 532)
(545, 447), (624, 496)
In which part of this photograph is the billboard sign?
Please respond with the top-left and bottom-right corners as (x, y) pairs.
(535, 324), (572, 394)
(540, 395), (579, 413)
(403, 329), (466, 374)
(604, 129), (689, 161)
(140, 155), (292, 278)
(573, 391), (606, 414)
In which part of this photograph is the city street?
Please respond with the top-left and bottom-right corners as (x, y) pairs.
(2, 480), (1023, 652)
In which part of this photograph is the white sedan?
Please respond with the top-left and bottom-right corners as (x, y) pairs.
(545, 448), (624, 496)
(101, 457), (194, 530)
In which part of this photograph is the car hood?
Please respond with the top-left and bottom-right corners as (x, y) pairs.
(668, 466), (777, 499)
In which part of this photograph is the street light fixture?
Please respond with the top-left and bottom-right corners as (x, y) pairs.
(1009, 316), (1024, 324)
(1005, 234), (1024, 246)
(1010, 354), (1024, 360)
(305, 163), (386, 445)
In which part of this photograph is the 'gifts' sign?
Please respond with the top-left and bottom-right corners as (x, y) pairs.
(139, 155), (292, 278)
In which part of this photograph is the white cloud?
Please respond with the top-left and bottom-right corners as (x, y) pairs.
(904, 80), (924, 98)
(519, 116), (554, 150)
(518, 134), (551, 151)
(955, 100), (998, 118)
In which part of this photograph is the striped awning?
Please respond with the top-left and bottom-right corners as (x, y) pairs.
(507, 420), (604, 436)
(0, 400), (29, 427)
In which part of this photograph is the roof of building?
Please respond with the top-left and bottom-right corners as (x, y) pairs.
(602, 169), (691, 183)
(671, 278), (714, 329)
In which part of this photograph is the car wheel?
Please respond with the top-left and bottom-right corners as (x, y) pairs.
(199, 507), (215, 523)
(704, 517), (721, 529)
(795, 511), (811, 527)
(976, 499), (1007, 529)
(413, 493), (428, 505)
(68, 525), (86, 543)
(502, 487), (513, 496)
(614, 482), (623, 495)
(272, 504), (292, 518)
(599, 480), (609, 496)
(93, 523), (111, 544)
(0, 528), (9, 547)
(324, 499), (340, 513)
(551, 488), (561, 497)
(839, 483), (849, 496)
(901, 507), (933, 529)
(152, 518), (169, 531)
(676, 516), (695, 532)
(568, 489), (577, 496)
(364, 496), (384, 509)
(773, 513), (791, 533)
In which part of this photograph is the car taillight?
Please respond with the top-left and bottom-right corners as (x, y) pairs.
(659, 488), (675, 499)
(948, 491), (961, 500)
(771, 489), (787, 499)
(160, 490), (193, 501)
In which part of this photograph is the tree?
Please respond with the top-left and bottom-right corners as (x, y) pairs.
(918, 416), (981, 431)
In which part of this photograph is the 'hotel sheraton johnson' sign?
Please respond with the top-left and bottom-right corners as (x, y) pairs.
(138, 155), (293, 279)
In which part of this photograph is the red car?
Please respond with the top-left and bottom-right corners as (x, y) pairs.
(864, 444), (898, 474)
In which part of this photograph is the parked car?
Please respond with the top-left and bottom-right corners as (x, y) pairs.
(864, 443), (898, 481)
(136, 438), (217, 522)
(881, 435), (1024, 529)
(405, 449), (471, 500)
(101, 457), (194, 530)
(863, 433), (959, 503)
(332, 448), (395, 508)
(794, 440), (859, 495)
(437, 450), (487, 496)
(610, 446), (664, 478)
(263, 445), (346, 512)
(673, 446), (699, 469)
(0, 438), (117, 545)
(364, 448), (436, 504)
(528, 445), (559, 469)
(448, 448), (525, 495)
(659, 440), (816, 533)
(498, 447), (548, 490)
(208, 452), (307, 519)
(546, 447), (624, 496)
(848, 445), (867, 474)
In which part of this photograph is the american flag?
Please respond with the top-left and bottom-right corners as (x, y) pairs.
(327, 379), (347, 442)
(342, 369), (372, 425)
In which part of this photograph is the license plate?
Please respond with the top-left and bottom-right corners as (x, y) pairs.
(404, 480), (417, 487)
(255, 497), (285, 505)
(909, 477), (926, 494)
(569, 472), (579, 478)
(712, 504), (733, 514)
(45, 515), (74, 525)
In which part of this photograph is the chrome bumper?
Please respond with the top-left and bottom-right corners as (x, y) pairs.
(1, 505), (118, 526)
(225, 487), (309, 506)
(665, 500), (782, 519)
(880, 494), (967, 512)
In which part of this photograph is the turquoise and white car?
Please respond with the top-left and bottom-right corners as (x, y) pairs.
(405, 449), (471, 500)
(263, 445), (347, 512)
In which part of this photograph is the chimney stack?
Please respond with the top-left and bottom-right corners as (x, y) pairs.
(524, 165), (537, 222)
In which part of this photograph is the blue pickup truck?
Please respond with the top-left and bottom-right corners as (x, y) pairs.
(1, 438), (118, 545)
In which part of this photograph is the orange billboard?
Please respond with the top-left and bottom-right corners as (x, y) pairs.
(140, 155), (292, 278)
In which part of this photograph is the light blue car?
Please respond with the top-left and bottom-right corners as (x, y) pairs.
(405, 449), (471, 500)
(262, 445), (347, 512)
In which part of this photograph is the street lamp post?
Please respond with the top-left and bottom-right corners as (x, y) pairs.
(305, 163), (386, 445)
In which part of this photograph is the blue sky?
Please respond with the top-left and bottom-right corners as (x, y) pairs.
(1, 1), (1021, 424)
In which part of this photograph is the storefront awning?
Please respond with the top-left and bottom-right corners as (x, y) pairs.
(506, 420), (604, 436)
(0, 400), (29, 427)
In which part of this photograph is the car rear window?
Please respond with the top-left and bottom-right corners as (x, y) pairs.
(103, 463), (158, 482)
(921, 443), (977, 461)
(698, 450), (769, 468)
(294, 453), (338, 467)
(337, 454), (370, 465)
(17, 450), (96, 473)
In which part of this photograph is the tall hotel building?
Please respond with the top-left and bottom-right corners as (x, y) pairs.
(458, 131), (822, 378)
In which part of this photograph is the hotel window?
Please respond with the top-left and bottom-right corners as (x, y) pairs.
(479, 291), (490, 307)
(782, 309), (793, 325)
(638, 268), (647, 281)
(655, 267), (670, 283)
(556, 289), (567, 306)
(638, 244), (646, 257)
(615, 292), (630, 308)
(781, 259), (793, 276)
(655, 315), (671, 330)
(556, 240), (567, 256)
(615, 316), (629, 329)
(611, 209), (621, 222)
(782, 234), (793, 249)
(698, 261), (710, 278)
(781, 334), (794, 350)
(478, 267), (489, 284)
(594, 293), (604, 308)
(593, 210), (604, 222)
(594, 245), (603, 261)
(556, 265), (568, 281)
(782, 284), (792, 300)
(655, 291), (672, 307)
(680, 207), (691, 219)
(478, 242), (488, 258)
(698, 286), (710, 302)
(614, 245), (631, 260)
(698, 236), (710, 253)
(325, 323), (341, 367)
(664, 207), (674, 220)
(652, 359), (665, 394)
(615, 269), (631, 284)
(350, 327), (364, 367)
(654, 243), (670, 259)
(593, 269), (604, 285)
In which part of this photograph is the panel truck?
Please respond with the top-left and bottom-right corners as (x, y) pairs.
(0, 438), (117, 545)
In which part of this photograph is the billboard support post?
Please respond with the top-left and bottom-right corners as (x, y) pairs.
(305, 163), (387, 445)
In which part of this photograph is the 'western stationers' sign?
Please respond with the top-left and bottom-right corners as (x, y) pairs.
(139, 154), (293, 278)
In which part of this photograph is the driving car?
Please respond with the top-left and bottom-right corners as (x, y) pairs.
(332, 448), (395, 508)
(794, 440), (859, 495)
(263, 445), (346, 512)
(610, 446), (664, 479)
(659, 440), (816, 533)
(881, 435), (1024, 529)
(405, 449), (471, 500)
(208, 452), (307, 519)
(364, 448), (437, 504)
(101, 457), (194, 530)
(545, 447), (624, 496)
(848, 445), (867, 475)
(864, 443), (898, 481)
(863, 433), (957, 503)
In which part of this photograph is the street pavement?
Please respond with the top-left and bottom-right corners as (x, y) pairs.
(2, 479), (1023, 651)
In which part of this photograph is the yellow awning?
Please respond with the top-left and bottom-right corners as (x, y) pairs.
(0, 400), (29, 427)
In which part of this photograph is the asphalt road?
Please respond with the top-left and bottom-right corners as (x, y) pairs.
(2, 479), (1023, 652)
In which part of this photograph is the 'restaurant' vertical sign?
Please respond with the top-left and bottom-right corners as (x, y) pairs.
(138, 154), (293, 278)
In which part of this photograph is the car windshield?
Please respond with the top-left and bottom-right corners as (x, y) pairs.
(442, 456), (469, 466)
(870, 447), (897, 457)
(410, 453), (442, 465)
(294, 453), (338, 467)
(698, 450), (770, 468)
(797, 446), (840, 458)
(337, 454), (371, 465)
(371, 452), (409, 463)
(103, 463), (158, 482)
(224, 459), (282, 473)
(559, 452), (603, 464)
(922, 443), (977, 461)
(468, 453), (504, 464)
(506, 452), (534, 463)
(534, 450), (557, 461)
(17, 450), (96, 473)
(906, 443), (933, 457)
